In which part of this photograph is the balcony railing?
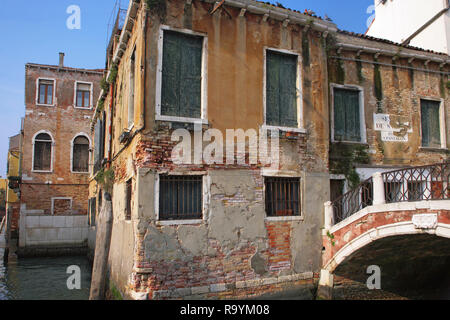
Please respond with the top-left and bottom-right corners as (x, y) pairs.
(325, 162), (450, 228)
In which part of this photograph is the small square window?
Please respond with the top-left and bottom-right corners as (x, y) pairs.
(265, 177), (301, 217)
(76, 83), (92, 108)
(159, 175), (203, 221)
(38, 79), (54, 105)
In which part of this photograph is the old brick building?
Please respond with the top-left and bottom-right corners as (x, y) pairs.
(15, 54), (103, 252)
(89, 0), (449, 300)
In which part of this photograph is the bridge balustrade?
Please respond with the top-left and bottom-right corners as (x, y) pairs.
(325, 162), (450, 227)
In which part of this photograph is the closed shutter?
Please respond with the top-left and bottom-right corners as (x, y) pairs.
(334, 88), (361, 142)
(421, 99), (441, 148)
(266, 51), (298, 127)
(161, 31), (202, 119)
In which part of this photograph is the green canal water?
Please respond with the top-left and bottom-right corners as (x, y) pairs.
(0, 254), (91, 300)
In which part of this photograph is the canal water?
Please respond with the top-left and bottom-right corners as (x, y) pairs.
(1, 250), (91, 300)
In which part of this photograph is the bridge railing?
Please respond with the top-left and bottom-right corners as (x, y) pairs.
(331, 177), (373, 224)
(382, 162), (450, 203)
(325, 162), (449, 228)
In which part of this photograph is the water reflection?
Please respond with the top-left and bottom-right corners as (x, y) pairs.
(0, 255), (91, 300)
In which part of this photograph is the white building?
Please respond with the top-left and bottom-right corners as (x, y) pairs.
(367, 0), (450, 55)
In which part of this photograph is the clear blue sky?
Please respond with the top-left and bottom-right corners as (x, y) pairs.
(0, 0), (374, 177)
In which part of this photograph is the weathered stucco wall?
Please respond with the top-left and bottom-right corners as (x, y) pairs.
(329, 32), (449, 171)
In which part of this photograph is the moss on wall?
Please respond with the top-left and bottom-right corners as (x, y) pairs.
(356, 59), (364, 84)
(146, 0), (167, 22)
(374, 61), (383, 113)
(302, 31), (310, 67)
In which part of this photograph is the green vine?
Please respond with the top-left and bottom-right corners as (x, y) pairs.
(107, 63), (118, 84)
(327, 231), (335, 247)
(100, 76), (109, 92)
(95, 168), (115, 194)
(330, 144), (370, 189)
(447, 80), (450, 90)
(356, 59), (364, 83)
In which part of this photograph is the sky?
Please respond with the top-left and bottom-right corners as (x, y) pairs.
(0, 0), (374, 178)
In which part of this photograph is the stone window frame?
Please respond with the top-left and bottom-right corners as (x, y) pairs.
(262, 169), (304, 222)
(262, 47), (306, 134)
(51, 197), (73, 216)
(70, 132), (92, 174)
(154, 172), (211, 226)
(73, 81), (94, 110)
(330, 83), (367, 144)
(31, 130), (55, 173)
(36, 77), (56, 107)
(418, 96), (447, 150)
(155, 25), (209, 125)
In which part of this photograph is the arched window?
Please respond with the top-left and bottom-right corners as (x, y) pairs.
(72, 136), (90, 173)
(33, 133), (52, 171)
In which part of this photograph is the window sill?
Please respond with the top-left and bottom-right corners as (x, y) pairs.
(419, 147), (449, 154)
(331, 140), (368, 146)
(36, 103), (55, 107)
(71, 171), (89, 175)
(32, 170), (53, 174)
(156, 115), (208, 125)
(74, 105), (93, 110)
(262, 124), (306, 134)
(265, 216), (303, 222)
(157, 219), (203, 226)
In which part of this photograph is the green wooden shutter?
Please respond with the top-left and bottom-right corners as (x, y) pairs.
(266, 51), (298, 127)
(421, 99), (441, 148)
(279, 54), (298, 127)
(266, 52), (280, 126)
(334, 88), (361, 142)
(161, 31), (202, 118)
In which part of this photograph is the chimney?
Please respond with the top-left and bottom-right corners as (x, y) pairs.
(59, 52), (65, 67)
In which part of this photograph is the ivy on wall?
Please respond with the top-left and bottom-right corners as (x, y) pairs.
(95, 168), (115, 194)
(330, 143), (370, 189)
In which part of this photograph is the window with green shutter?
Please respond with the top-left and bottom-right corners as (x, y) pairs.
(161, 30), (203, 119)
(333, 88), (362, 142)
(266, 50), (298, 128)
(421, 99), (441, 148)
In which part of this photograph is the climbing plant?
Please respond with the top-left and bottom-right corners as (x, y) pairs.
(330, 143), (370, 189)
(107, 63), (118, 84)
(95, 168), (115, 194)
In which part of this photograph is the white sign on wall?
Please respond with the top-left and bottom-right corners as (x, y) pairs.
(373, 113), (412, 143)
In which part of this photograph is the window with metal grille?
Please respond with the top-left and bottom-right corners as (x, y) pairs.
(265, 177), (301, 217)
(421, 99), (441, 148)
(72, 136), (89, 172)
(76, 83), (91, 108)
(38, 79), (54, 105)
(333, 88), (362, 142)
(266, 50), (298, 128)
(126, 179), (132, 220)
(161, 30), (203, 119)
(33, 133), (52, 171)
(159, 175), (203, 221)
